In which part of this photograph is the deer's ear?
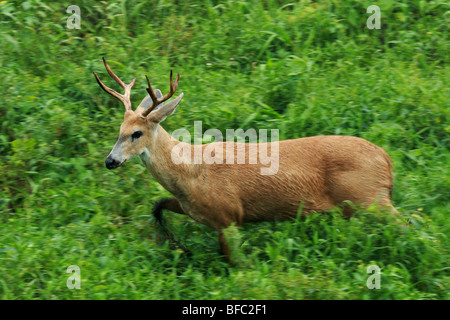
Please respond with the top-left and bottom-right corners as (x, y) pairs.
(147, 93), (184, 123)
(136, 89), (163, 113)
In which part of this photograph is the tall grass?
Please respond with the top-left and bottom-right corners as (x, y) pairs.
(0, 0), (448, 299)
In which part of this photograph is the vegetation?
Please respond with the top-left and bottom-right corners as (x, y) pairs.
(0, 0), (448, 299)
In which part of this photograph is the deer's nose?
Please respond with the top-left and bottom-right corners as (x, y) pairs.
(105, 156), (119, 170)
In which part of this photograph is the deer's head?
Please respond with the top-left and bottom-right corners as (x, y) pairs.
(94, 58), (183, 169)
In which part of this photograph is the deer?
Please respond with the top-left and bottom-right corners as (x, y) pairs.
(94, 58), (399, 264)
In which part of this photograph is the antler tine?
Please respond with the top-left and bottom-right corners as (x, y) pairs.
(163, 70), (180, 99)
(141, 70), (180, 117)
(102, 57), (126, 88)
(145, 75), (159, 110)
(93, 57), (136, 111)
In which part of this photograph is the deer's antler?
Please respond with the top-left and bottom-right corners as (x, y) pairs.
(141, 70), (180, 117)
(93, 57), (136, 111)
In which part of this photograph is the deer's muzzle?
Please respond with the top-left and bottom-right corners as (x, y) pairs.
(105, 156), (121, 170)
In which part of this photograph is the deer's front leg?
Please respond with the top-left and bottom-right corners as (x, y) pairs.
(152, 197), (187, 251)
(152, 197), (186, 222)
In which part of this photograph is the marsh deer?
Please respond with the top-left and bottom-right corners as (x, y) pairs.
(94, 58), (398, 263)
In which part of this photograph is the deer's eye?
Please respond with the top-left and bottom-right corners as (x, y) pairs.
(131, 131), (143, 142)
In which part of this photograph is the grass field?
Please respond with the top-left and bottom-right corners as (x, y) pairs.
(0, 0), (448, 299)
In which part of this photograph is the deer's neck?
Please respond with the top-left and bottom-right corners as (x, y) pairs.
(139, 125), (198, 198)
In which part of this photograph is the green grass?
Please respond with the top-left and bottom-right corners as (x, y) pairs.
(0, 0), (449, 299)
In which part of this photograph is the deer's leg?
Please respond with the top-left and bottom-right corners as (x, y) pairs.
(152, 197), (188, 251)
(218, 229), (232, 264)
(153, 197), (186, 222)
(214, 209), (243, 265)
